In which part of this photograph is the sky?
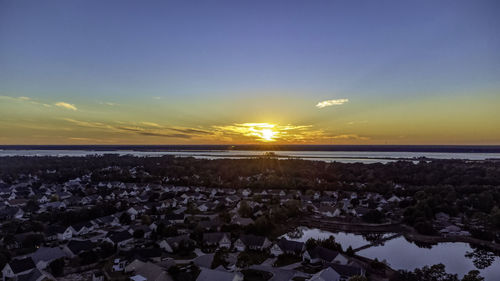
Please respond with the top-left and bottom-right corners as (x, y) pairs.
(0, 0), (499, 145)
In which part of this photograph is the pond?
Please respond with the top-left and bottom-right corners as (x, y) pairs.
(281, 227), (500, 280)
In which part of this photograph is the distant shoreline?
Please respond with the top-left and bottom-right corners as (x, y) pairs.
(2, 144), (500, 153)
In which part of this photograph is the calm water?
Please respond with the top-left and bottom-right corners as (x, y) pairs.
(1, 149), (499, 163)
(282, 227), (500, 280)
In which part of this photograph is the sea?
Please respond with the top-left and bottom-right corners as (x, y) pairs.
(1, 145), (500, 164)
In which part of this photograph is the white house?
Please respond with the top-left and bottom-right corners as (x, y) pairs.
(59, 227), (73, 240)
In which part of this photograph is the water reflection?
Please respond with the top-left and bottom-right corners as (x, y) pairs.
(282, 227), (500, 279)
(363, 233), (384, 243)
(465, 247), (495, 269)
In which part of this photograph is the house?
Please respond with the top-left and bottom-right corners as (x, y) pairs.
(387, 195), (401, 203)
(43, 225), (69, 241)
(225, 195), (240, 204)
(6, 199), (28, 207)
(71, 221), (94, 236)
(94, 215), (120, 226)
(57, 226), (74, 240)
(125, 259), (173, 281)
(197, 203), (209, 212)
(241, 189), (252, 197)
(112, 258), (127, 272)
(127, 207), (141, 220)
(24, 246), (68, 269)
(16, 268), (46, 281)
(234, 234), (271, 251)
(308, 267), (340, 281)
(0, 207), (24, 220)
(38, 195), (49, 204)
(303, 247), (348, 265)
(2, 257), (36, 281)
(2, 235), (21, 250)
(158, 234), (192, 253)
(231, 217), (254, 226)
(354, 207), (370, 217)
(121, 248), (163, 263)
(317, 206), (341, 218)
(164, 213), (184, 224)
(193, 254), (215, 269)
(196, 268), (243, 281)
(202, 232), (231, 249)
(198, 219), (222, 231)
(64, 240), (94, 257)
(129, 225), (152, 238)
(92, 271), (105, 281)
(106, 231), (134, 247)
(41, 201), (66, 211)
(130, 275), (147, 281)
(270, 239), (305, 256)
(327, 263), (365, 281)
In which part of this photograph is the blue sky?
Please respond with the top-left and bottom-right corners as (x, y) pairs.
(0, 0), (499, 144)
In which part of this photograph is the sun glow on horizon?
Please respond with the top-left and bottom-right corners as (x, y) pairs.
(243, 123), (278, 142)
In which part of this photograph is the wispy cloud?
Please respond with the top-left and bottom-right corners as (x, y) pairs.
(61, 118), (212, 140)
(62, 118), (115, 130)
(55, 102), (77, 111)
(0, 95), (53, 108)
(0, 95), (29, 101)
(98, 101), (117, 106)
(316, 98), (349, 108)
(138, 132), (192, 138)
(331, 134), (370, 140)
(347, 120), (368, 125)
(141, 122), (162, 128)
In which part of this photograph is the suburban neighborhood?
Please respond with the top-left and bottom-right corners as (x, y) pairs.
(0, 155), (498, 281)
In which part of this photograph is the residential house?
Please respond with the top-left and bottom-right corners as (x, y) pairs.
(105, 231), (134, 248)
(92, 271), (105, 281)
(327, 263), (365, 281)
(198, 219), (222, 231)
(64, 240), (94, 257)
(125, 259), (173, 281)
(196, 268), (243, 281)
(24, 246), (68, 269)
(71, 221), (94, 236)
(43, 225), (70, 241)
(234, 234), (271, 251)
(231, 217), (254, 226)
(16, 268), (46, 281)
(303, 247), (348, 265)
(0, 207), (24, 220)
(164, 213), (184, 224)
(308, 267), (340, 281)
(2, 257), (36, 281)
(317, 206), (341, 218)
(202, 232), (231, 249)
(158, 234), (192, 253)
(270, 239), (305, 256)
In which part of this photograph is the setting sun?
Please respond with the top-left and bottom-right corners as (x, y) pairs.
(260, 129), (276, 142)
(244, 123), (278, 142)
